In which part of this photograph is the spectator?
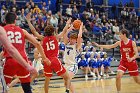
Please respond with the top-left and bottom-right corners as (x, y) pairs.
(86, 0), (94, 11)
(42, 2), (48, 11)
(112, 22), (120, 41)
(50, 15), (58, 28)
(33, 5), (41, 14)
(92, 23), (102, 38)
(66, 5), (72, 16)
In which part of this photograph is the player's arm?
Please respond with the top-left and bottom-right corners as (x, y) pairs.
(56, 18), (72, 39)
(76, 22), (83, 50)
(0, 26), (33, 70)
(23, 29), (50, 65)
(93, 41), (120, 49)
(131, 41), (139, 60)
(26, 13), (44, 41)
(0, 51), (4, 58)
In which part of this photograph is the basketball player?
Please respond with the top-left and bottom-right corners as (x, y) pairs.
(93, 29), (140, 93)
(63, 22), (83, 93)
(0, 26), (37, 93)
(26, 13), (71, 93)
(3, 12), (50, 93)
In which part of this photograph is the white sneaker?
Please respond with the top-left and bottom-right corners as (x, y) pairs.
(106, 74), (109, 78)
(85, 75), (88, 80)
(111, 71), (115, 74)
(98, 75), (101, 80)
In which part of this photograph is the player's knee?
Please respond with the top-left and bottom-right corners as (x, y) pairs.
(63, 73), (70, 81)
(116, 75), (122, 80)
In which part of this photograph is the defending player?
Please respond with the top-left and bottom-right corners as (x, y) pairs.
(26, 13), (71, 93)
(93, 29), (140, 93)
(0, 26), (37, 93)
(3, 12), (50, 93)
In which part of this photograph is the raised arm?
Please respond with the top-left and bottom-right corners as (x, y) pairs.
(23, 29), (50, 66)
(56, 18), (72, 39)
(76, 22), (83, 50)
(26, 13), (44, 40)
(93, 41), (120, 49)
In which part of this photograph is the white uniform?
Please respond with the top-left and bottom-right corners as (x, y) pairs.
(64, 44), (78, 75)
(32, 57), (43, 72)
(0, 58), (7, 93)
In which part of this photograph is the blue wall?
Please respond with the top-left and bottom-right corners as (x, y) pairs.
(108, 0), (139, 8)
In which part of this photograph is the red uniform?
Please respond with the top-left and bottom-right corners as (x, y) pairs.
(42, 36), (66, 77)
(3, 24), (30, 84)
(118, 40), (139, 76)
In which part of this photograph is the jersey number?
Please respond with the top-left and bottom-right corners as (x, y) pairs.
(46, 40), (55, 51)
(126, 52), (130, 60)
(7, 31), (22, 43)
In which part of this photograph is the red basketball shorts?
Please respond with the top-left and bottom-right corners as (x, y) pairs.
(44, 57), (66, 77)
(118, 60), (139, 76)
(3, 57), (30, 84)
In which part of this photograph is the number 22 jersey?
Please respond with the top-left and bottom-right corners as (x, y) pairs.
(3, 24), (27, 58)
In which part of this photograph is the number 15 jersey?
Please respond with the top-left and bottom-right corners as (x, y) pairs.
(3, 25), (26, 58)
(42, 36), (59, 58)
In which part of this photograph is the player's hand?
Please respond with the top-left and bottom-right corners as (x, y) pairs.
(43, 58), (51, 66)
(127, 57), (134, 62)
(68, 25), (75, 32)
(27, 66), (37, 76)
(66, 18), (72, 25)
(26, 13), (32, 21)
(80, 22), (83, 29)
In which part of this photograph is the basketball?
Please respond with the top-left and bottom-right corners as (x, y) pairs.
(73, 20), (82, 30)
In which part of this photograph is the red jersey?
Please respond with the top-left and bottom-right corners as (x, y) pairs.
(3, 24), (27, 58)
(42, 36), (59, 58)
(120, 40), (135, 61)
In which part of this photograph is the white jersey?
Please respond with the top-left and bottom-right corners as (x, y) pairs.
(64, 44), (78, 65)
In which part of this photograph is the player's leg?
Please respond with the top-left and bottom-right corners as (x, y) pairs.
(53, 58), (70, 93)
(69, 71), (75, 93)
(132, 76), (140, 84)
(66, 65), (78, 93)
(0, 67), (8, 93)
(44, 76), (51, 93)
(18, 64), (32, 93)
(116, 71), (124, 92)
(8, 77), (20, 88)
(95, 68), (101, 79)
(60, 72), (70, 93)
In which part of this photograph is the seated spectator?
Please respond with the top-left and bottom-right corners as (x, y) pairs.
(92, 23), (102, 37)
(135, 35), (140, 46)
(112, 22), (120, 41)
(78, 54), (89, 80)
(102, 53), (115, 78)
(50, 15), (58, 28)
(66, 5), (72, 16)
(33, 5), (41, 14)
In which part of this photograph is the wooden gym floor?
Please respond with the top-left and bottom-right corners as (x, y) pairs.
(7, 75), (140, 93)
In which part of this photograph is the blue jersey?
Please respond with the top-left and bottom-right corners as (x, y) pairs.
(102, 56), (113, 67)
(97, 59), (103, 68)
(89, 58), (98, 68)
(78, 58), (88, 68)
(85, 52), (91, 59)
